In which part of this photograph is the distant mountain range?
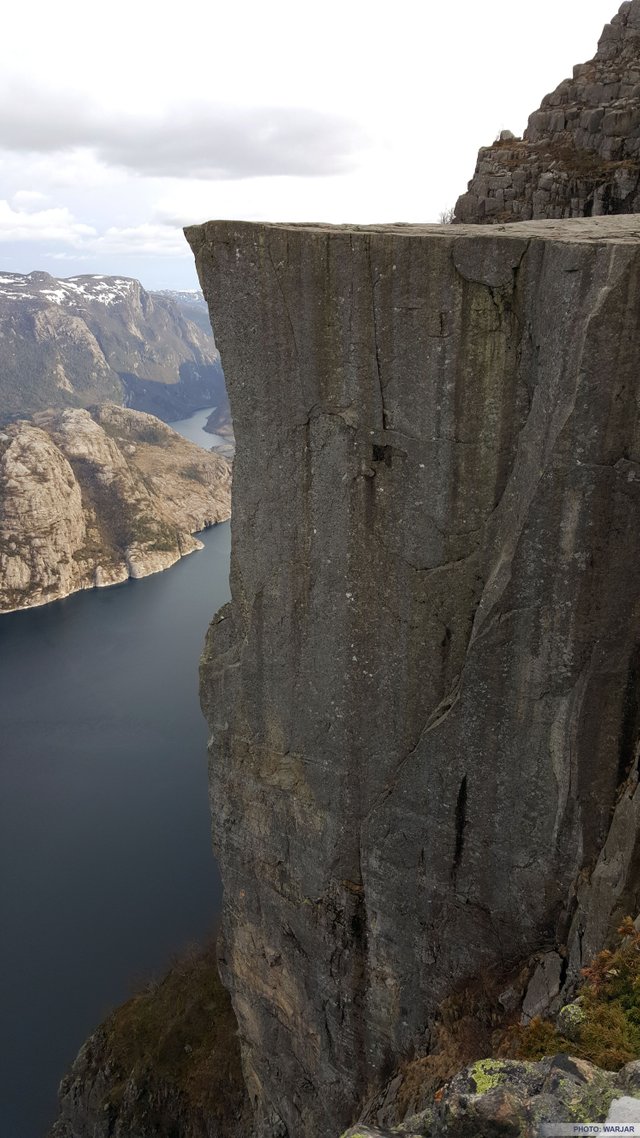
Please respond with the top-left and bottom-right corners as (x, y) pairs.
(0, 271), (230, 426)
(152, 288), (217, 336)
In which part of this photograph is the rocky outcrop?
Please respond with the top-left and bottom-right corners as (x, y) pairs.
(50, 944), (251, 1138)
(345, 1055), (640, 1138)
(0, 271), (229, 424)
(0, 404), (231, 612)
(187, 215), (640, 1137)
(455, 0), (640, 224)
(204, 405), (237, 460)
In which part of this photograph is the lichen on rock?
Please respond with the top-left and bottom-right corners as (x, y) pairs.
(354, 1056), (640, 1138)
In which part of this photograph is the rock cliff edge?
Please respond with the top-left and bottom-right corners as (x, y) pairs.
(186, 216), (640, 1137)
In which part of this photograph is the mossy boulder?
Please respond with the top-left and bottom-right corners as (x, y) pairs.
(556, 1000), (587, 1043)
(356, 1055), (640, 1138)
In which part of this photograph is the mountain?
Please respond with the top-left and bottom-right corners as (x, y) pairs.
(0, 271), (230, 425)
(455, 0), (640, 223)
(0, 404), (231, 613)
(51, 6), (640, 1138)
(152, 288), (215, 336)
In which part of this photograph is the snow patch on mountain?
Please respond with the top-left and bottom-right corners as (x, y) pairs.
(0, 271), (136, 306)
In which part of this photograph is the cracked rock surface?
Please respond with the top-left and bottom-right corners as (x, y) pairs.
(187, 216), (640, 1138)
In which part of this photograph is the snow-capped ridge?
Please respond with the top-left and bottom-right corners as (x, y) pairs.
(0, 271), (138, 307)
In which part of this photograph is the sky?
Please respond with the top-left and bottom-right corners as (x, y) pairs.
(0, 0), (620, 289)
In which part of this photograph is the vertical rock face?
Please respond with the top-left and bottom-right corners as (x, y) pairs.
(187, 217), (640, 1137)
(455, 0), (640, 224)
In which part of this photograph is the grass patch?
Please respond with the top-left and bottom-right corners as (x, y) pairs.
(394, 982), (505, 1116)
(501, 918), (640, 1070)
(181, 463), (208, 484)
(103, 941), (246, 1122)
(483, 137), (640, 182)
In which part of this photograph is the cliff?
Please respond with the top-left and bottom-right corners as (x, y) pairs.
(186, 215), (640, 1137)
(0, 271), (230, 425)
(0, 404), (231, 612)
(455, 0), (640, 224)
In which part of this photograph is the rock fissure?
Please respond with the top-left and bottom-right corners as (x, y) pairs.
(452, 775), (469, 884)
(367, 236), (386, 431)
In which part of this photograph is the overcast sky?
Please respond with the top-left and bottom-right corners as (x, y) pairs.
(0, 0), (619, 289)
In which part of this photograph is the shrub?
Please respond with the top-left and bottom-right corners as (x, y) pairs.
(502, 918), (640, 1070)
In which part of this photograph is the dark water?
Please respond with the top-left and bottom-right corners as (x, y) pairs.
(0, 522), (230, 1138)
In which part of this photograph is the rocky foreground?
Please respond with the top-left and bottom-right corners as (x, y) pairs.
(346, 1056), (640, 1138)
(0, 404), (231, 613)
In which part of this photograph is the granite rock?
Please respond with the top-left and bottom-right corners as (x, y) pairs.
(455, 1), (640, 224)
(188, 215), (640, 1137)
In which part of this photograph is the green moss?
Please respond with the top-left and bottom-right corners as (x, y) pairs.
(469, 1058), (509, 1094)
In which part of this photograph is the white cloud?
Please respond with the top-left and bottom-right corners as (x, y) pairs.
(92, 223), (188, 257)
(45, 251), (91, 262)
(11, 190), (49, 211)
(0, 84), (368, 181)
(0, 0), (620, 287)
(0, 200), (96, 245)
(0, 199), (188, 261)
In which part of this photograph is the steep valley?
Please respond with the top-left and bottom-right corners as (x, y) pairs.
(0, 272), (231, 428)
(0, 523), (232, 1138)
(41, 3), (640, 1136)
